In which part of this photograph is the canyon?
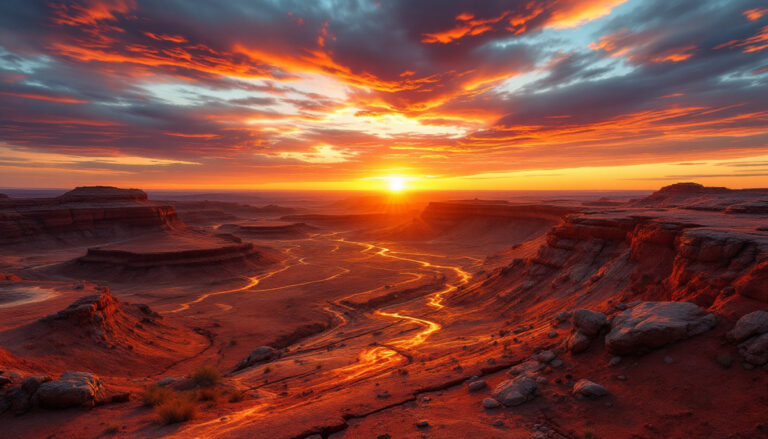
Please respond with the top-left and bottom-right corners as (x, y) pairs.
(0, 183), (766, 439)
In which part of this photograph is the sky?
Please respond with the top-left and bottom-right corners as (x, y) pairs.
(0, 0), (767, 191)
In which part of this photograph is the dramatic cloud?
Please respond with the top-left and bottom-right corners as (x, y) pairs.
(0, 0), (766, 189)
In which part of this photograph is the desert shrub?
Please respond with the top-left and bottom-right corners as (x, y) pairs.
(716, 352), (733, 369)
(104, 424), (120, 434)
(228, 390), (246, 403)
(155, 397), (197, 425)
(197, 387), (219, 402)
(141, 384), (173, 407)
(191, 365), (220, 387)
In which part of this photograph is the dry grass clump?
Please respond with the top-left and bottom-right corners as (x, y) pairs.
(155, 396), (197, 425)
(140, 384), (173, 407)
(191, 365), (221, 387)
(228, 390), (247, 403)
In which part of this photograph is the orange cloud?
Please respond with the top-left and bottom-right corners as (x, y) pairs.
(744, 8), (768, 21)
(50, 0), (135, 26)
(715, 25), (768, 53)
(421, 11), (510, 43)
(0, 91), (89, 104)
(547, 0), (627, 29)
(650, 45), (697, 63)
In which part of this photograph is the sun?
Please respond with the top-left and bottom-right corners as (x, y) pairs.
(387, 176), (406, 192)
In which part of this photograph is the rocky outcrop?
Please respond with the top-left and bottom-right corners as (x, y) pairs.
(491, 375), (538, 406)
(632, 182), (768, 213)
(218, 222), (317, 239)
(1, 372), (103, 413)
(728, 311), (768, 342)
(572, 379), (608, 398)
(0, 186), (182, 245)
(493, 207), (768, 307)
(40, 289), (160, 345)
(34, 371), (104, 408)
(4, 288), (207, 376)
(236, 346), (278, 370)
(567, 309), (606, 353)
(605, 302), (717, 355)
(77, 242), (266, 268)
(729, 311), (768, 366)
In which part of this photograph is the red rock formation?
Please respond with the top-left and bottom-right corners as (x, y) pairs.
(1, 288), (207, 376)
(481, 210), (768, 309)
(0, 186), (182, 245)
(632, 182), (768, 213)
(77, 242), (267, 268)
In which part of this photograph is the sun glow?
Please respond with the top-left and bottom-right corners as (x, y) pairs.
(387, 176), (406, 192)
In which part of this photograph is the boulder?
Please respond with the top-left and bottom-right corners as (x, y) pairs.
(236, 346), (277, 370)
(482, 397), (501, 409)
(738, 333), (768, 365)
(728, 310), (768, 342)
(605, 302), (716, 355)
(573, 379), (608, 398)
(491, 375), (538, 406)
(572, 309), (607, 336)
(567, 331), (592, 353)
(1, 375), (51, 414)
(34, 371), (104, 409)
(468, 380), (487, 392)
(554, 311), (571, 323)
(536, 350), (556, 363)
(508, 360), (545, 376)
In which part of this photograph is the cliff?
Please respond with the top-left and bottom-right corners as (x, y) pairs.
(631, 182), (768, 213)
(0, 186), (182, 246)
(468, 208), (768, 315)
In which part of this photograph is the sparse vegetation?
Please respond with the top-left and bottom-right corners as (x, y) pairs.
(229, 338), (237, 346)
(583, 428), (597, 439)
(716, 352), (733, 369)
(104, 424), (120, 434)
(196, 387), (219, 402)
(263, 366), (272, 374)
(140, 384), (173, 407)
(191, 365), (221, 387)
(155, 397), (197, 425)
(229, 390), (247, 403)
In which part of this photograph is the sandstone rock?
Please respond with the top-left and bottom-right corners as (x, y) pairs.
(550, 358), (564, 368)
(572, 309), (607, 336)
(157, 377), (181, 387)
(492, 375), (538, 406)
(555, 311), (571, 322)
(738, 333), (768, 365)
(236, 346), (278, 370)
(0, 375), (10, 387)
(509, 360), (545, 376)
(1, 375), (50, 414)
(568, 330), (592, 353)
(416, 420), (429, 428)
(728, 310), (768, 342)
(468, 380), (487, 392)
(573, 379), (608, 398)
(536, 350), (556, 363)
(482, 397), (501, 409)
(609, 356), (622, 366)
(35, 371), (104, 409)
(605, 301), (717, 355)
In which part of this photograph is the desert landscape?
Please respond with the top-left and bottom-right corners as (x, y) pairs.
(1, 183), (767, 438)
(2, 0), (768, 438)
